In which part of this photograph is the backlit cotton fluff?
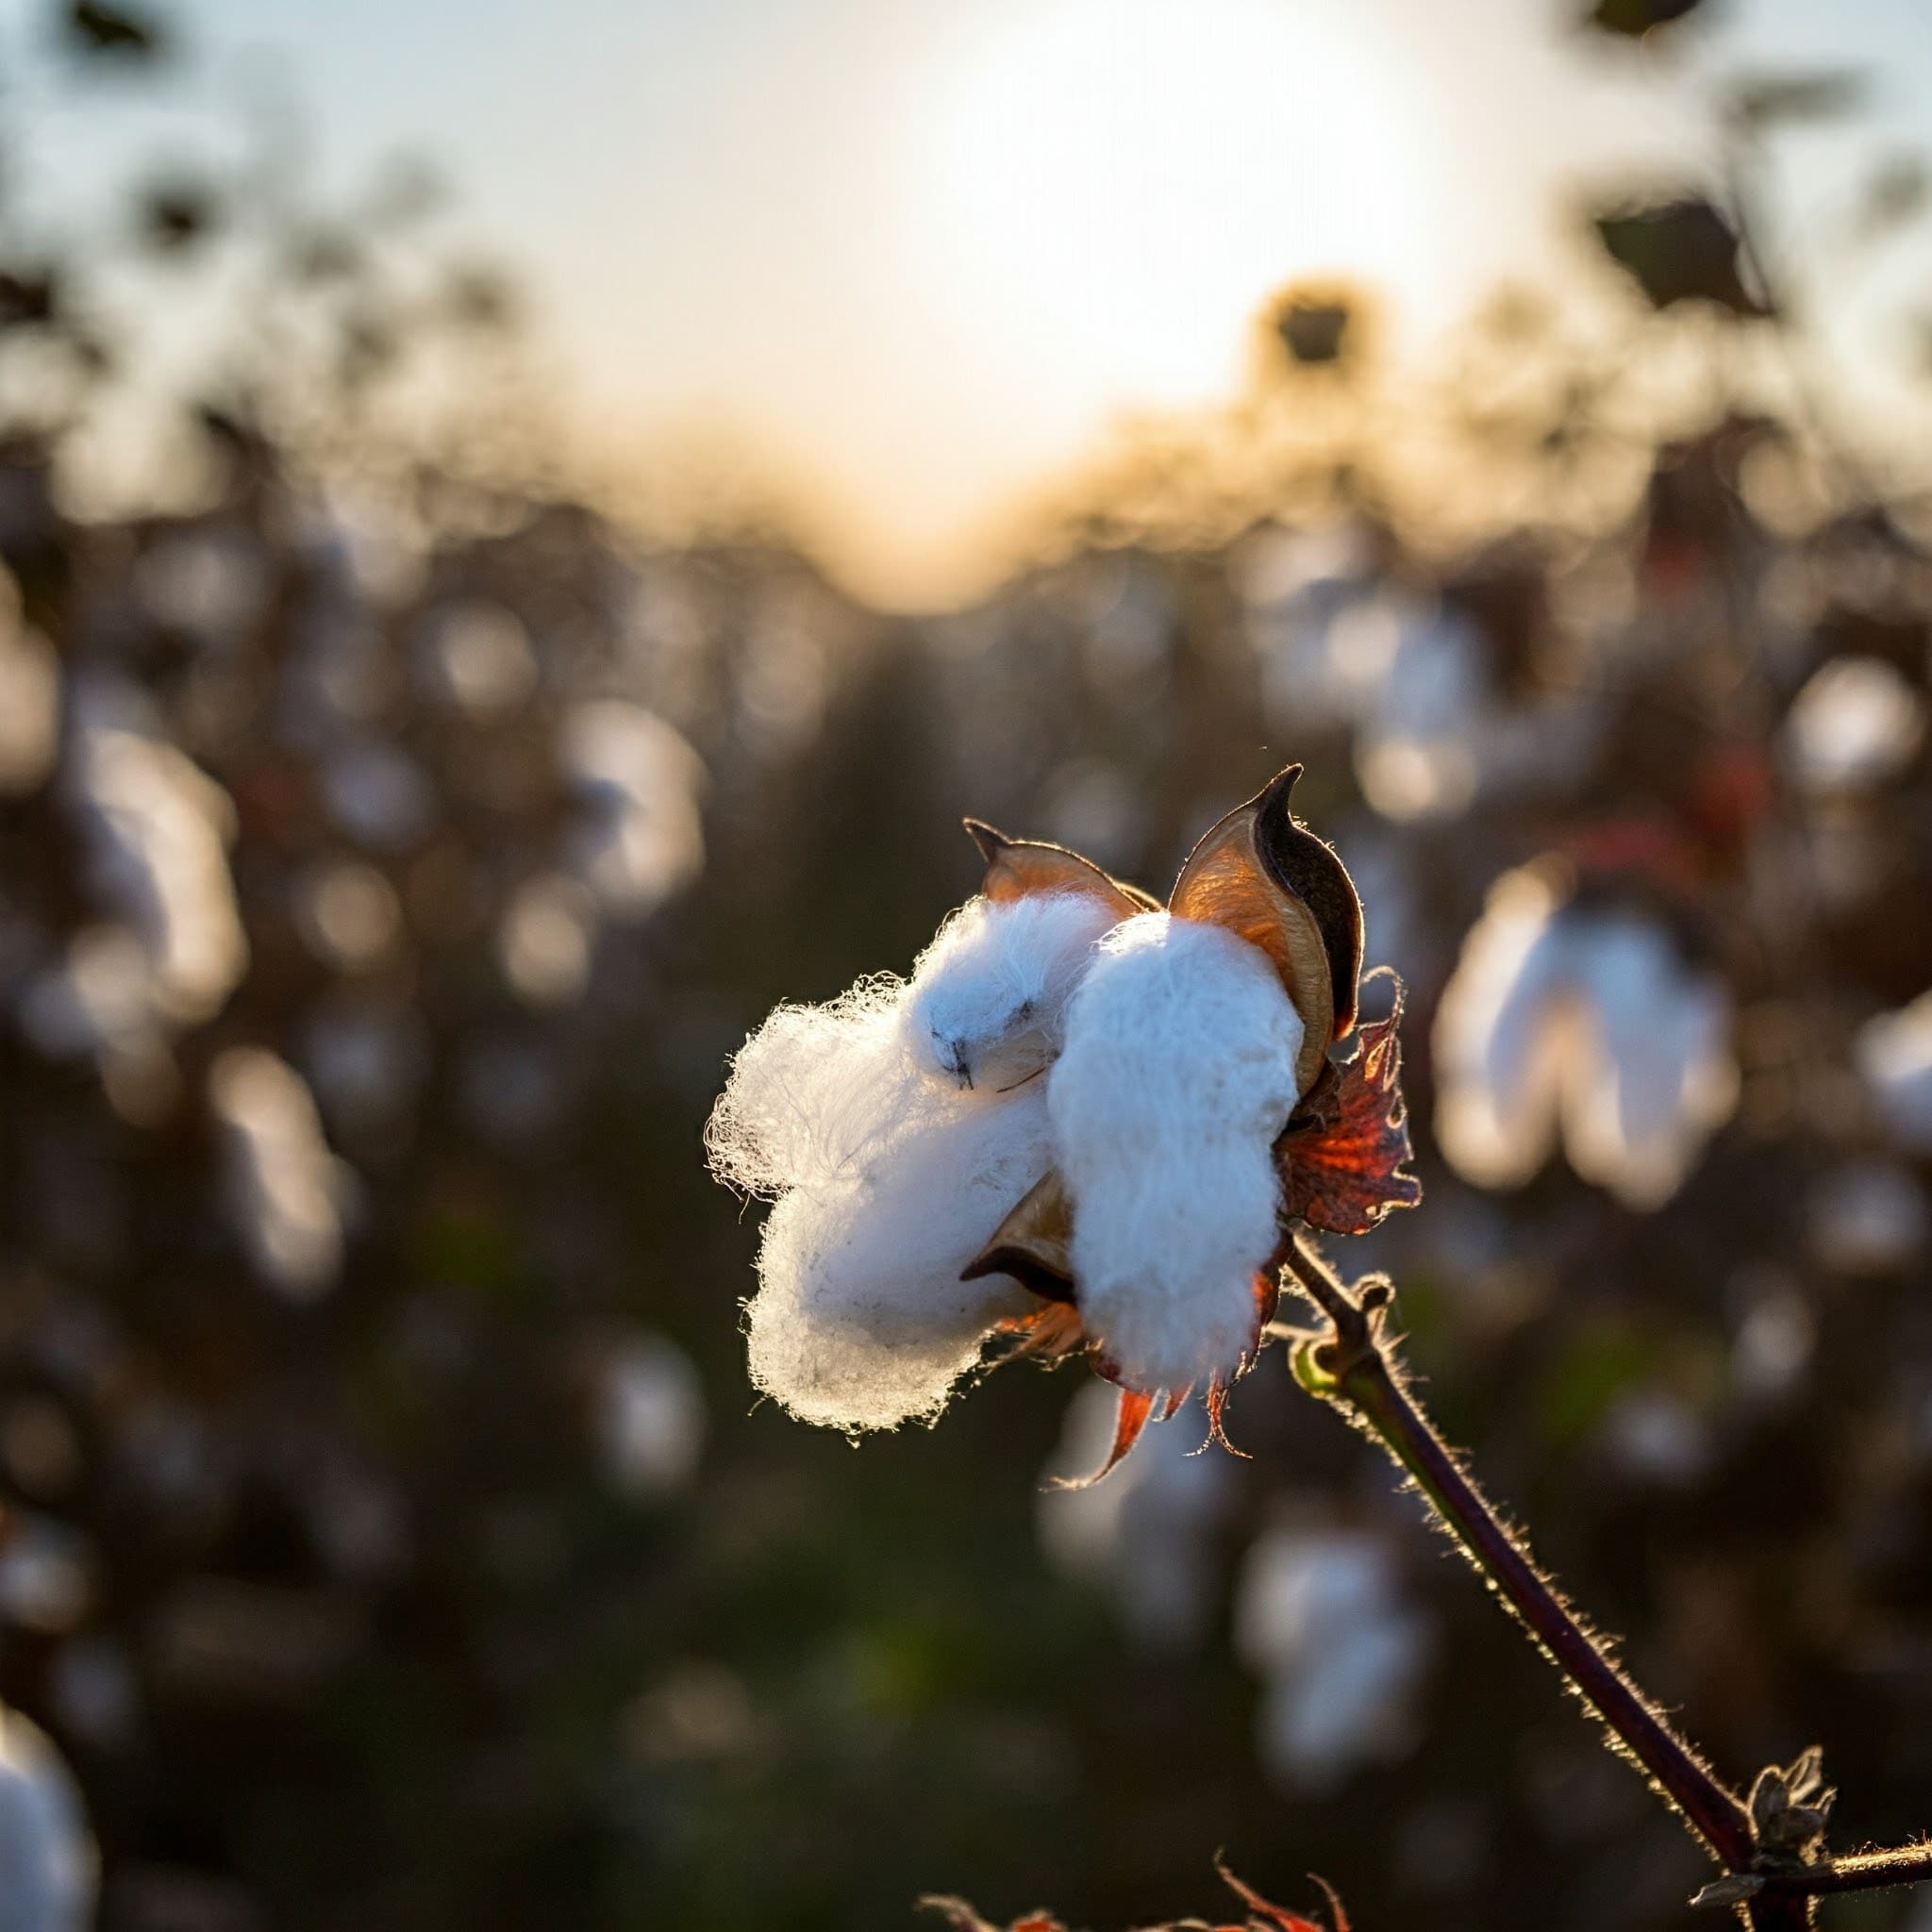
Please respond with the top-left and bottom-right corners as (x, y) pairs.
(708, 898), (1104, 1430)
(903, 890), (1121, 1091)
(1048, 913), (1304, 1395)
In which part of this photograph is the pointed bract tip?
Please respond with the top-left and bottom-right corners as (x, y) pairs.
(960, 1245), (1074, 1303)
(961, 818), (1009, 863)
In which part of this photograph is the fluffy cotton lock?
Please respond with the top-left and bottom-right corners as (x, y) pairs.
(708, 892), (1118, 1431)
(902, 890), (1123, 1091)
(1047, 912), (1304, 1395)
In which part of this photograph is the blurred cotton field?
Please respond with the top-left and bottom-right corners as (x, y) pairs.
(0, 2), (1930, 1931)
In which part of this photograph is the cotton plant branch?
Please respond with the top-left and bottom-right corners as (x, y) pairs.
(1279, 1231), (1932, 1929)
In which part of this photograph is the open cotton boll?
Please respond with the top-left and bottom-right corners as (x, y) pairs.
(1857, 991), (1932, 1153)
(1049, 912), (1303, 1395)
(1561, 916), (1738, 1211)
(1436, 868), (1737, 1209)
(0, 1703), (96, 1932)
(1234, 1524), (1430, 1793)
(901, 891), (1123, 1091)
(1432, 864), (1574, 1190)
(708, 975), (1052, 1431)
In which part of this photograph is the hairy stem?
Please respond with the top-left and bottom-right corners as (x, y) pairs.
(1281, 1239), (1818, 1924)
(1283, 1243), (1752, 1867)
(1275, 1238), (1932, 1924)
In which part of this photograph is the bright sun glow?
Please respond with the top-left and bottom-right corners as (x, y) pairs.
(920, 0), (1442, 412)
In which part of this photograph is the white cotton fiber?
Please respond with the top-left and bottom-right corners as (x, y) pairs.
(1048, 912), (1303, 1395)
(707, 973), (1054, 1431)
(901, 891), (1123, 1092)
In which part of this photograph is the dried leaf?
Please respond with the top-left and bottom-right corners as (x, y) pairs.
(1591, 198), (1771, 318)
(1272, 297), (1352, 368)
(65, 0), (162, 57)
(1048, 1386), (1156, 1491)
(1276, 979), (1423, 1236)
(920, 1865), (1348, 1932)
(1582, 0), (1704, 37)
(919, 1900), (1065, 1932)
(1214, 1858), (1348, 1932)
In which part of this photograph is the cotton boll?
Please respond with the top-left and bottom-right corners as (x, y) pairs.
(1858, 991), (1932, 1153)
(208, 1049), (348, 1300)
(1785, 656), (1924, 791)
(0, 622), (58, 795)
(560, 701), (706, 916)
(0, 1704), (95, 1932)
(1561, 917), (1738, 1211)
(903, 891), (1122, 1091)
(1432, 866), (1573, 1190)
(594, 1332), (707, 1498)
(63, 719), (248, 1025)
(1049, 913), (1302, 1395)
(1435, 870), (1737, 1209)
(1235, 1524), (1430, 1794)
(709, 978), (1052, 1431)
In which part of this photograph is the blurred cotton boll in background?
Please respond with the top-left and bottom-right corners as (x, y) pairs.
(60, 688), (248, 1029)
(1433, 864), (1738, 1209)
(592, 1331), (707, 1500)
(1235, 1523), (1431, 1793)
(1037, 1381), (1233, 1652)
(294, 861), (402, 975)
(1807, 1158), (1928, 1275)
(1784, 656), (1925, 792)
(1252, 577), (1598, 825)
(0, 616), (58, 795)
(0, 1705), (95, 1932)
(560, 701), (706, 916)
(1857, 991), (1932, 1153)
(497, 873), (599, 1008)
(416, 598), (537, 717)
(208, 1049), (349, 1300)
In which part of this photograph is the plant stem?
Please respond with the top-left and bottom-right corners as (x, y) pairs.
(1279, 1241), (1932, 1924)
(1280, 1239), (1798, 1921)
(1289, 1284), (1753, 1864)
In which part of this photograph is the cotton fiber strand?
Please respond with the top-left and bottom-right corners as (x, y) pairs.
(1048, 912), (1303, 1395)
(708, 914), (1077, 1432)
(903, 891), (1123, 1091)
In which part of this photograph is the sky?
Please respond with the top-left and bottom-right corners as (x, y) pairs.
(10, 0), (1932, 606)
